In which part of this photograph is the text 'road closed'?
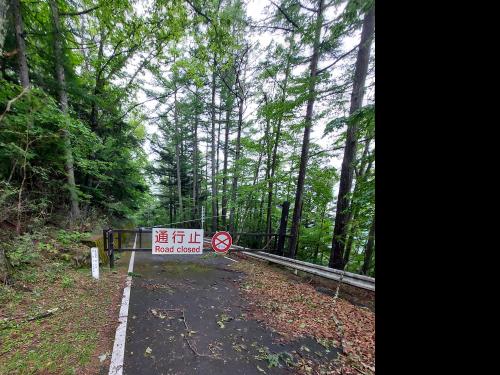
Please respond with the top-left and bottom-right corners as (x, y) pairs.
(152, 228), (204, 255)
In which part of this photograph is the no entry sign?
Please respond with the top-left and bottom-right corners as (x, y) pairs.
(152, 228), (204, 255)
(211, 231), (232, 253)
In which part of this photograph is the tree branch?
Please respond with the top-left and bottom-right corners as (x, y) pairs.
(310, 138), (371, 157)
(247, 24), (294, 32)
(0, 87), (30, 124)
(60, 5), (99, 17)
(185, 0), (213, 24)
(270, 0), (301, 30)
(317, 43), (359, 75)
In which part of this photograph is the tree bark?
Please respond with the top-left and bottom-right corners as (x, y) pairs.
(192, 90), (199, 225)
(49, 0), (81, 222)
(204, 123), (209, 230)
(173, 88), (183, 221)
(235, 143), (263, 242)
(263, 94), (273, 239)
(11, 0), (30, 88)
(229, 95), (243, 233)
(266, 46), (292, 239)
(15, 124), (28, 234)
(314, 205), (326, 263)
(215, 93), (222, 224)
(343, 141), (373, 265)
(361, 214), (375, 275)
(288, 0), (324, 258)
(222, 87), (232, 230)
(12, 0), (30, 234)
(0, 0), (9, 55)
(3, 0), (31, 281)
(329, 7), (374, 269)
(90, 27), (104, 131)
(210, 57), (218, 233)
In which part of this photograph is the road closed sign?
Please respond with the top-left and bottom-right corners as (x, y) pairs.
(152, 228), (204, 255)
(211, 231), (232, 253)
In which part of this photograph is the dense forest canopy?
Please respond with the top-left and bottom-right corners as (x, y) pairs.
(0, 0), (374, 276)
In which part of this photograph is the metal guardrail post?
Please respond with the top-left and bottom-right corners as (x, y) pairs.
(139, 227), (142, 248)
(102, 229), (107, 256)
(276, 201), (289, 256)
(108, 229), (114, 269)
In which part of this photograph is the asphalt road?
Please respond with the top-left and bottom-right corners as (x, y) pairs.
(120, 250), (338, 374)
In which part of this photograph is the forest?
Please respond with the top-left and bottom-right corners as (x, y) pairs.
(0, 0), (375, 280)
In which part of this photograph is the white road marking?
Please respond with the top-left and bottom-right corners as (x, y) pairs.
(224, 256), (238, 263)
(109, 234), (137, 375)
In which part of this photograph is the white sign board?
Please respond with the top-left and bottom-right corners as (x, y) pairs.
(91, 247), (99, 279)
(152, 228), (204, 255)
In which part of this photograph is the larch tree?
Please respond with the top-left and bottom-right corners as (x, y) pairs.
(49, 0), (81, 222)
(329, 5), (374, 269)
(288, 0), (325, 258)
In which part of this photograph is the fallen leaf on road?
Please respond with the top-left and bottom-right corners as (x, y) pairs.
(256, 365), (267, 373)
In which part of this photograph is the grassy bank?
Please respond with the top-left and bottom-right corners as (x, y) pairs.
(0, 231), (126, 374)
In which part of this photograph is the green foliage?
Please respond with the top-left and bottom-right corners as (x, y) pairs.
(266, 352), (280, 367)
(5, 232), (44, 268)
(56, 230), (90, 247)
(61, 275), (74, 288)
(44, 262), (66, 283)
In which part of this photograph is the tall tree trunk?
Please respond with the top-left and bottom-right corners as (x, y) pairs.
(192, 92), (199, 225)
(0, 0), (9, 55)
(235, 144), (263, 242)
(342, 213), (356, 265)
(343, 140), (373, 264)
(329, 7), (375, 269)
(288, 0), (324, 258)
(90, 28), (104, 131)
(12, 0), (29, 88)
(222, 91), (232, 230)
(314, 205), (326, 263)
(205, 125), (209, 230)
(263, 94), (272, 239)
(210, 57), (218, 233)
(49, 0), (80, 223)
(6, 0), (31, 285)
(173, 88), (183, 220)
(361, 215), (375, 275)
(15, 133), (28, 234)
(229, 96), (243, 233)
(215, 95), (222, 225)
(266, 43), (292, 239)
(169, 173), (173, 224)
(0, 0), (17, 283)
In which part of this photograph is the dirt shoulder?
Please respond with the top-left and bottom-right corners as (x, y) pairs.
(232, 253), (375, 375)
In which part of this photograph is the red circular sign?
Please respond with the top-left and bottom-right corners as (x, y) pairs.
(211, 231), (232, 253)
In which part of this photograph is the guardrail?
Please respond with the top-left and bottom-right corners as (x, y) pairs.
(236, 249), (375, 292)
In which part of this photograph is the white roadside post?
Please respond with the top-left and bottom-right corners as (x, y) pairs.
(91, 247), (99, 280)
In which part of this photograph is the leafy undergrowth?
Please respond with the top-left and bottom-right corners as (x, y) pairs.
(232, 256), (375, 375)
(0, 261), (126, 374)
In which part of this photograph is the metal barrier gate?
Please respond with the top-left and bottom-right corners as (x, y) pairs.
(103, 201), (293, 268)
